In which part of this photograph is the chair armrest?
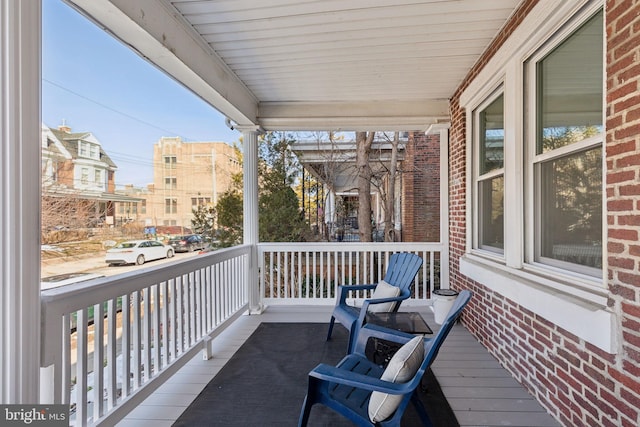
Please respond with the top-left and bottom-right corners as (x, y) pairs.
(351, 323), (417, 356)
(336, 284), (377, 304)
(360, 294), (409, 312)
(309, 363), (409, 395)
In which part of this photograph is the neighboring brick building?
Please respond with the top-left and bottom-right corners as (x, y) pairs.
(41, 123), (139, 229)
(448, 1), (640, 426)
(402, 132), (441, 242)
(146, 136), (241, 229)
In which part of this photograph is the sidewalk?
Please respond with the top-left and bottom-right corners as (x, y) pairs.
(41, 253), (106, 278)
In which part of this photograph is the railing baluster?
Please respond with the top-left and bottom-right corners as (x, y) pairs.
(62, 314), (71, 405)
(297, 251), (302, 299)
(142, 288), (152, 382)
(122, 293), (131, 397)
(161, 282), (169, 367)
(168, 279), (177, 361)
(152, 284), (161, 373)
(196, 270), (202, 341)
(269, 252), (275, 298)
(320, 251), (325, 300)
(284, 251), (289, 299)
(106, 298), (117, 410)
(430, 250), (435, 296)
(93, 302), (105, 420)
(76, 309), (88, 425)
(214, 264), (221, 325)
(132, 292), (141, 389)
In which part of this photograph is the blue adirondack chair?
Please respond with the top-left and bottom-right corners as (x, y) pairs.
(326, 252), (423, 352)
(299, 290), (472, 427)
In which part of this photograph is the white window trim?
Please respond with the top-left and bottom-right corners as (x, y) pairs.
(459, 0), (614, 353)
(473, 89), (505, 254)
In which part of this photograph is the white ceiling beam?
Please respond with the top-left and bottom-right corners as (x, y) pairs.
(68, 0), (259, 127)
(258, 100), (450, 131)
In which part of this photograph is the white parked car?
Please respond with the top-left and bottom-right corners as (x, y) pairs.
(105, 240), (174, 266)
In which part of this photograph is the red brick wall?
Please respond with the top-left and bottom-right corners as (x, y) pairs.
(448, 0), (640, 426)
(605, 0), (640, 424)
(402, 132), (440, 242)
(57, 159), (75, 187)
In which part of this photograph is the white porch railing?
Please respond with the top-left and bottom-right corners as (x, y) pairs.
(258, 242), (447, 305)
(40, 245), (251, 426)
(39, 242), (445, 426)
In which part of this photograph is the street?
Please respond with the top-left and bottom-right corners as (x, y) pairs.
(42, 250), (202, 279)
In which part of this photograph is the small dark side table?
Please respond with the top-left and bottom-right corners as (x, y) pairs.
(364, 311), (433, 365)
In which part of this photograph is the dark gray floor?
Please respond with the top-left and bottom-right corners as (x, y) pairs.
(118, 306), (561, 427)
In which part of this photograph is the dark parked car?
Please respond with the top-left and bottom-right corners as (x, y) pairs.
(168, 234), (206, 252)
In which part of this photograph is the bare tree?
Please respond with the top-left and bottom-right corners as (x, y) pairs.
(384, 132), (400, 242)
(355, 131), (374, 242)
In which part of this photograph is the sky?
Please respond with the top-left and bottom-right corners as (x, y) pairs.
(42, 0), (241, 188)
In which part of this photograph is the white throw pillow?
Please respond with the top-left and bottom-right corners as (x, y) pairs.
(368, 280), (401, 313)
(368, 335), (425, 422)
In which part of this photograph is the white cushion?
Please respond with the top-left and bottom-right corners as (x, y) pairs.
(368, 280), (401, 313)
(368, 335), (425, 422)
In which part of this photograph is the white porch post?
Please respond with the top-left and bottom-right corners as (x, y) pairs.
(0, 0), (42, 403)
(241, 128), (264, 313)
(438, 127), (450, 288)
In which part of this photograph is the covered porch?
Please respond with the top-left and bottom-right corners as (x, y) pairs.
(2, 1), (638, 427)
(38, 242), (560, 426)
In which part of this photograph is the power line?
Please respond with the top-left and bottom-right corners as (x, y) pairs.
(43, 78), (203, 141)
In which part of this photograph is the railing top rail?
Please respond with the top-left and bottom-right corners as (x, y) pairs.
(257, 241), (443, 251)
(41, 244), (251, 315)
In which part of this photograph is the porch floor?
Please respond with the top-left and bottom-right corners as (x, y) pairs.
(115, 306), (560, 427)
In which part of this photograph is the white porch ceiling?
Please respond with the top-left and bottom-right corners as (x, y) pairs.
(68, 0), (523, 131)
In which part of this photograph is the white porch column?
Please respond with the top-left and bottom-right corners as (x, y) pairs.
(0, 0), (42, 403)
(240, 128), (264, 313)
(325, 190), (336, 224)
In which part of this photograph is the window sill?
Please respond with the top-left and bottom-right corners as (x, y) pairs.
(460, 253), (616, 354)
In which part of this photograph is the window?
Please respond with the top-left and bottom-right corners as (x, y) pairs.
(78, 141), (99, 159)
(165, 198), (177, 214)
(468, 7), (603, 278)
(141, 199), (146, 214)
(529, 10), (603, 274)
(191, 197), (211, 209)
(80, 168), (89, 185)
(474, 93), (504, 253)
(94, 169), (101, 184)
(165, 177), (177, 189)
(461, 2), (609, 351)
(164, 156), (177, 169)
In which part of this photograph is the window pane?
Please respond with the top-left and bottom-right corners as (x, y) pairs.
(165, 198), (177, 214)
(164, 156), (177, 168)
(540, 147), (602, 268)
(537, 11), (603, 154)
(480, 95), (504, 174)
(479, 175), (504, 250)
